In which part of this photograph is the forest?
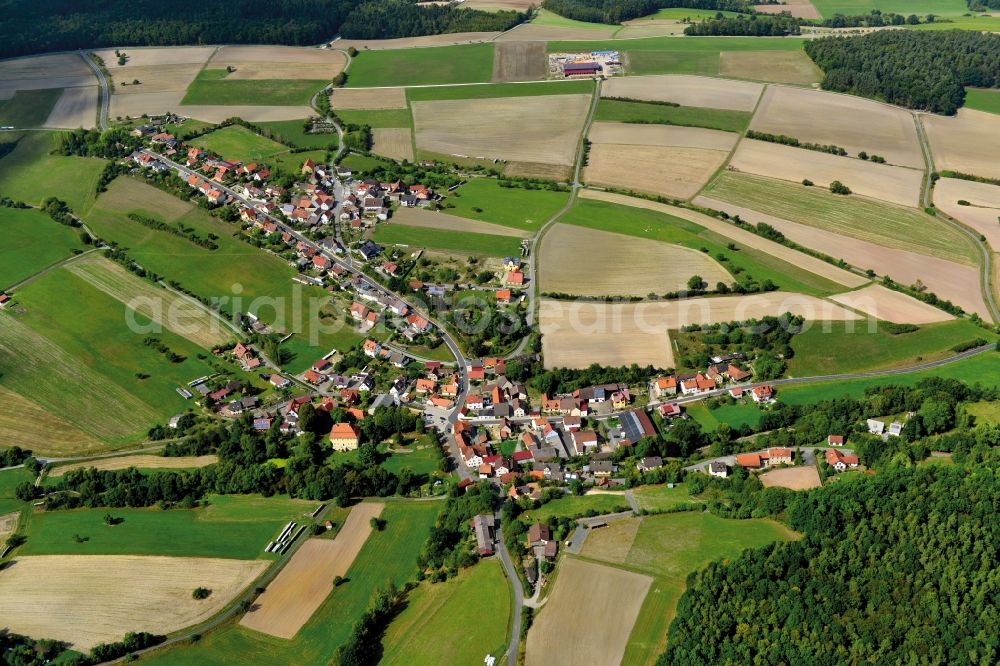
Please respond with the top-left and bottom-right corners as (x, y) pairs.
(0, 0), (526, 58)
(683, 14), (801, 36)
(540, 0), (750, 25)
(805, 30), (1000, 115)
(660, 462), (1000, 665)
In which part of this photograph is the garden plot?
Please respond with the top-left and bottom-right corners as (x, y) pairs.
(330, 87), (407, 109)
(50, 455), (219, 477)
(493, 41), (546, 81)
(830, 284), (953, 324)
(933, 177), (1000, 250)
(923, 109), (1000, 181)
(696, 198), (989, 318)
(601, 74), (763, 112)
(207, 46), (347, 80)
(240, 503), (384, 639)
(392, 206), (530, 237)
(525, 558), (652, 666)
(43, 86), (98, 129)
(539, 223), (731, 297)
(0, 555), (266, 650)
(728, 139), (923, 207)
(412, 94), (590, 166)
(719, 50), (822, 84)
(372, 128), (414, 161)
(750, 85), (924, 168)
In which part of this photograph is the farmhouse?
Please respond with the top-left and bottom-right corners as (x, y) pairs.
(736, 447), (793, 469)
(825, 448), (860, 472)
(527, 522), (550, 547)
(828, 434), (845, 446)
(329, 422), (360, 451)
(620, 409), (656, 445)
(472, 514), (496, 556)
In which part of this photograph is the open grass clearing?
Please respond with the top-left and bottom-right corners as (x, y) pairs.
(631, 483), (694, 512)
(830, 284), (954, 324)
(191, 125), (290, 162)
(719, 49), (821, 84)
(0, 386), (102, 456)
(923, 108), (1000, 181)
(750, 85), (924, 168)
(331, 86), (407, 109)
(405, 79), (593, 102)
(602, 74), (762, 112)
(933, 177), (1000, 250)
(464, 0), (535, 8)
(585, 144), (728, 200)
(137, 500), (440, 666)
(686, 400), (763, 432)
(759, 466), (822, 489)
(0, 88), (63, 127)
(580, 518), (642, 564)
(412, 93), (590, 166)
(521, 493), (630, 523)
(788, 318), (993, 376)
(381, 559), (510, 665)
(809, 0), (966, 17)
(241, 503), (383, 638)
(182, 69), (325, 106)
(500, 14), (617, 41)
(701, 172), (977, 265)
(373, 223), (523, 256)
(578, 190), (865, 290)
(728, 139), (923, 208)
(254, 119), (339, 149)
(344, 43), (495, 88)
(615, 21), (688, 38)
(493, 41), (546, 82)
(0, 206), (84, 288)
(445, 178), (569, 231)
(50, 455), (218, 477)
(539, 223), (731, 297)
(392, 206), (529, 237)
(0, 467), (35, 515)
(43, 86), (98, 129)
(525, 557), (651, 666)
(0, 131), (105, 210)
(594, 98), (751, 133)
(372, 127), (414, 161)
(966, 400), (1000, 424)
(0, 555), (266, 650)
(963, 87), (1000, 115)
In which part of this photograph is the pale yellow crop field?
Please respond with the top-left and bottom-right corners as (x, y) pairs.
(830, 284), (954, 324)
(50, 455), (219, 477)
(933, 177), (1000, 250)
(393, 207), (530, 237)
(602, 74), (763, 111)
(585, 144), (729, 199)
(924, 109), (1000, 181)
(43, 86), (98, 129)
(588, 122), (739, 151)
(719, 51), (822, 85)
(372, 128), (414, 162)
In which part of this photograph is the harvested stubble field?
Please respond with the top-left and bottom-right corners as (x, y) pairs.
(393, 206), (530, 237)
(578, 189), (866, 288)
(372, 127), (414, 161)
(240, 503), (384, 639)
(0, 385), (100, 454)
(750, 85), (924, 168)
(412, 94), (590, 166)
(43, 86), (98, 128)
(110, 64), (205, 95)
(588, 122), (739, 151)
(330, 87), (407, 109)
(728, 139), (923, 208)
(0, 53), (96, 91)
(66, 256), (231, 348)
(585, 144), (729, 200)
(830, 284), (954, 324)
(933, 177), (1000, 250)
(0, 555), (267, 649)
(601, 74), (762, 112)
(614, 21), (688, 39)
(579, 518), (641, 563)
(209, 46), (346, 77)
(758, 466), (823, 490)
(493, 41), (546, 81)
(503, 161), (571, 181)
(923, 109), (1000, 181)
(700, 172), (977, 265)
(50, 455), (218, 477)
(754, 0), (821, 18)
(696, 196), (989, 318)
(539, 293), (861, 369)
(719, 50), (822, 84)
(525, 557), (652, 666)
(539, 223), (731, 296)
(93, 46), (216, 69)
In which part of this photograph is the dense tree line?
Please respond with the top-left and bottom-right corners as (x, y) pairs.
(805, 30), (1000, 114)
(541, 0), (749, 25)
(333, 582), (408, 666)
(418, 481), (496, 575)
(339, 0), (528, 39)
(745, 130), (847, 156)
(819, 10), (926, 28)
(660, 462), (1000, 664)
(683, 14), (800, 36)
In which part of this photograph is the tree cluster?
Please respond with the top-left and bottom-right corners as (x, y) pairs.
(805, 30), (1000, 115)
(819, 10), (926, 28)
(683, 14), (801, 36)
(418, 481), (497, 574)
(339, 0), (528, 39)
(541, 0), (749, 25)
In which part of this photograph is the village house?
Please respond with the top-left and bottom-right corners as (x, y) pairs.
(681, 373), (716, 396)
(637, 456), (662, 472)
(329, 422), (360, 451)
(751, 385), (775, 403)
(649, 375), (678, 400)
(708, 461), (729, 478)
(269, 374), (291, 389)
(828, 434), (845, 447)
(527, 522), (550, 548)
(826, 448), (860, 472)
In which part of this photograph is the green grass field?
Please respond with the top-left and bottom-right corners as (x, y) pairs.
(641, 7), (743, 19)
(533, 7), (615, 28)
(374, 223), (524, 257)
(182, 69), (325, 106)
(594, 98), (751, 133)
(141, 500), (440, 666)
(522, 493), (629, 523)
(964, 400), (1000, 424)
(548, 36), (807, 76)
(686, 400), (764, 432)
(0, 467), (34, 515)
(778, 351), (1000, 404)
(381, 560), (511, 664)
(789, 319), (995, 376)
(910, 14), (1000, 30)
(271, 148), (329, 177)
(335, 108), (413, 128)
(381, 445), (443, 477)
(0, 88), (63, 127)
(191, 125), (290, 163)
(963, 87), (1000, 115)
(808, 0), (966, 18)
(20, 494), (313, 559)
(406, 80), (594, 102)
(702, 172), (978, 266)
(0, 132), (105, 210)
(614, 512), (797, 665)
(254, 119), (339, 149)
(631, 483), (695, 512)
(445, 179), (569, 232)
(340, 152), (394, 173)
(561, 198), (845, 296)
(0, 206), (84, 288)
(344, 43), (494, 88)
